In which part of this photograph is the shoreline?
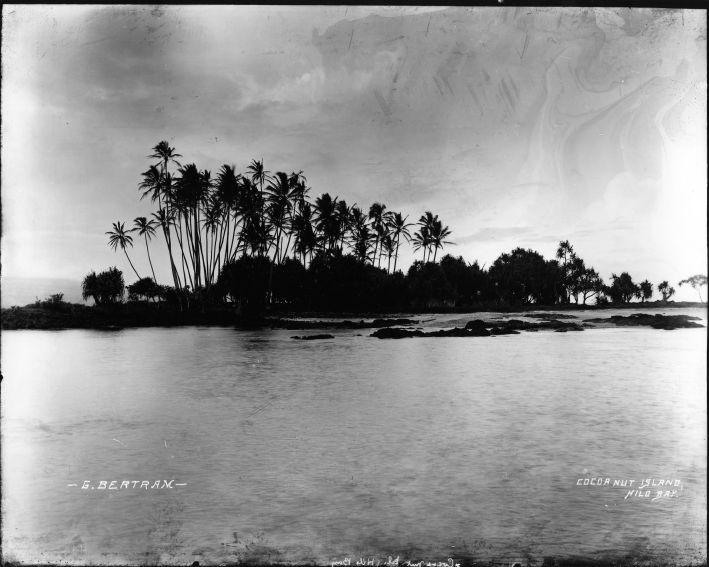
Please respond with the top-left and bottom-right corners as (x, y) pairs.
(1, 301), (705, 331)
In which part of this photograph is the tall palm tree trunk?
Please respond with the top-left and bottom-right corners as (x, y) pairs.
(174, 221), (194, 289)
(161, 222), (181, 289)
(144, 237), (157, 284)
(124, 249), (141, 280)
(393, 238), (400, 273)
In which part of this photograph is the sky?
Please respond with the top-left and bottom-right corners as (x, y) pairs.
(1, 5), (707, 304)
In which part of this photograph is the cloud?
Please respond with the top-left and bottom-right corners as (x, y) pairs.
(1, 6), (705, 291)
(456, 227), (541, 245)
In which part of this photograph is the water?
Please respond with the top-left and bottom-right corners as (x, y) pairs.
(2, 308), (706, 565)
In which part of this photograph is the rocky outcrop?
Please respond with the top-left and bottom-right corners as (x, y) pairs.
(371, 318), (584, 338)
(586, 313), (704, 330)
(524, 313), (578, 320)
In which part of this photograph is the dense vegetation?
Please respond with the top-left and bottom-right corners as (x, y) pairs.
(76, 140), (705, 316)
(101, 141), (454, 311)
(7, 139), (704, 328)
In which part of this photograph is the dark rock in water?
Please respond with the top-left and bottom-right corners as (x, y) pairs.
(464, 319), (488, 331)
(586, 313), (704, 330)
(508, 319), (529, 328)
(291, 334), (335, 340)
(372, 317), (584, 339)
(490, 327), (520, 335)
(490, 318), (583, 332)
(370, 317), (419, 328)
(525, 313), (578, 319)
(369, 313), (701, 338)
(371, 327), (424, 339)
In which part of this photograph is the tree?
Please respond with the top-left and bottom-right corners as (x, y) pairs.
(416, 212), (437, 262)
(678, 274), (708, 302)
(638, 279), (653, 303)
(291, 202), (317, 267)
(489, 248), (561, 305)
(439, 254), (481, 306)
(429, 218), (453, 262)
(82, 267), (124, 305)
(314, 193), (340, 255)
(150, 141), (182, 175)
(272, 257), (309, 306)
(658, 281), (676, 301)
(133, 216), (159, 284)
(127, 277), (161, 302)
(568, 262), (604, 305)
(146, 141), (183, 293)
(606, 272), (639, 303)
(368, 202), (387, 267)
(106, 221), (141, 279)
(407, 260), (454, 308)
(556, 240), (574, 303)
(566, 255), (586, 303)
(412, 224), (430, 262)
(216, 256), (270, 316)
(387, 212), (413, 273)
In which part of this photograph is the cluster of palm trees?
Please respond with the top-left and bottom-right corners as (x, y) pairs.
(105, 141), (454, 297)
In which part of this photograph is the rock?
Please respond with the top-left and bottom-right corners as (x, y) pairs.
(371, 317), (584, 339)
(464, 319), (488, 330)
(490, 327), (520, 335)
(291, 334), (335, 340)
(370, 318), (419, 327)
(525, 313), (578, 319)
(586, 313), (704, 330)
(371, 327), (423, 339)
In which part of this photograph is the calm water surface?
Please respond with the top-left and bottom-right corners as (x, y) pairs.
(2, 308), (706, 565)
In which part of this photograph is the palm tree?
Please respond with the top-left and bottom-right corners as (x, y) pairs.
(416, 211), (440, 262)
(335, 200), (351, 254)
(150, 141), (182, 180)
(173, 163), (214, 287)
(279, 171), (309, 262)
(368, 202), (387, 267)
(292, 202), (317, 267)
(214, 164), (240, 274)
(429, 218), (453, 262)
(556, 240), (574, 303)
(412, 225), (430, 262)
(149, 141), (182, 226)
(237, 177), (268, 258)
(381, 233), (396, 272)
(247, 159), (270, 235)
(266, 171), (299, 264)
(140, 162), (181, 291)
(106, 221), (141, 280)
(387, 212), (413, 273)
(152, 208), (181, 289)
(138, 165), (164, 204)
(352, 224), (374, 264)
(133, 216), (159, 284)
(314, 193), (340, 254)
